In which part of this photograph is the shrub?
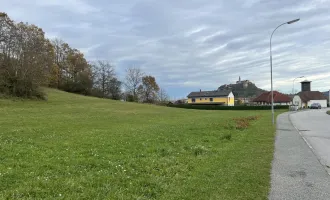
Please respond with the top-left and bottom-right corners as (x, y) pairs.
(0, 76), (47, 100)
(168, 104), (289, 110)
(327, 110), (330, 115)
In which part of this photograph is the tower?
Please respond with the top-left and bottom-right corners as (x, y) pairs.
(301, 80), (311, 92)
(239, 76), (241, 82)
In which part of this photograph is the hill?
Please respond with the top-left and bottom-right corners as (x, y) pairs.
(0, 88), (277, 199)
(218, 80), (266, 98)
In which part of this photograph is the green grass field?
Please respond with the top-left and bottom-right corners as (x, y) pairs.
(0, 89), (281, 199)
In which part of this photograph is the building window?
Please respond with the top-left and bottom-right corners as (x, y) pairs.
(229, 97), (231, 101)
(192, 98), (196, 103)
(205, 98), (208, 100)
(210, 98), (213, 102)
(200, 98), (202, 100)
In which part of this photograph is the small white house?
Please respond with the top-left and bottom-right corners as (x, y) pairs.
(293, 91), (327, 108)
(292, 80), (328, 108)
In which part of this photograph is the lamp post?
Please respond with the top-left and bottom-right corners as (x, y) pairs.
(292, 76), (305, 95)
(270, 18), (300, 125)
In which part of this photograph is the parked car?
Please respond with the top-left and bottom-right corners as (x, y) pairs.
(310, 103), (321, 109)
(289, 105), (299, 111)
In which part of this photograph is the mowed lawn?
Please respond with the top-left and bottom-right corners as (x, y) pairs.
(0, 89), (281, 200)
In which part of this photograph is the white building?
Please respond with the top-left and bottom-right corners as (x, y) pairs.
(292, 80), (328, 108)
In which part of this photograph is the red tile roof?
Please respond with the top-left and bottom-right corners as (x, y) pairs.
(297, 91), (327, 102)
(253, 91), (291, 103)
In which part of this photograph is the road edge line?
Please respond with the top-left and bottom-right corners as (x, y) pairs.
(288, 112), (330, 175)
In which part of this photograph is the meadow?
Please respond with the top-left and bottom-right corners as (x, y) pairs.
(0, 89), (282, 199)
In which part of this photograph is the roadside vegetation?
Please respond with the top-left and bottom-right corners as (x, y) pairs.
(0, 89), (283, 199)
(327, 110), (330, 115)
(0, 12), (168, 104)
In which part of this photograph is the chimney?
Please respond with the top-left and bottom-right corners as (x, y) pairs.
(301, 80), (311, 92)
(200, 89), (201, 92)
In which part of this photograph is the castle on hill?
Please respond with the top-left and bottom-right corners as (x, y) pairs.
(219, 76), (251, 90)
(236, 76), (251, 89)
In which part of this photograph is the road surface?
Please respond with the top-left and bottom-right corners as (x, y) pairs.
(290, 108), (330, 173)
(269, 110), (330, 200)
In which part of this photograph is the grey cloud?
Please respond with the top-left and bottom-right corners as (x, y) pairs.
(2, 0), (330, 96)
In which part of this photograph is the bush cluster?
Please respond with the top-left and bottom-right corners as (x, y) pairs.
(168, 104), (289, 110)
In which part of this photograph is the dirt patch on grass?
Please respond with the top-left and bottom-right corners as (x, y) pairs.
(234, 115), (261, 130)
(225, 115), (261, 130)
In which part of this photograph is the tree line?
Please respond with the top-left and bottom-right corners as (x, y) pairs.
(0, 12), (168, 103)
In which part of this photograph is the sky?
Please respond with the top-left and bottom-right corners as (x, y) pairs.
(2, 0), (330, 99)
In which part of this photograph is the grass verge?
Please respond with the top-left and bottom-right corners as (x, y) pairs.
(0, 89), (284, 199)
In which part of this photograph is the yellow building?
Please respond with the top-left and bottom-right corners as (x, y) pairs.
(187, 90), (235, 106)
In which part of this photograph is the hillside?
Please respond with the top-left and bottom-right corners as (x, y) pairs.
(0, 89), (277, 199)
(218, 81), (266, 98)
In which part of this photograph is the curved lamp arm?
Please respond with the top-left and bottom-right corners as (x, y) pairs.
(292, 76), (305, 94)
(270, 23), (287, 53)
(269, 18), (300, 125)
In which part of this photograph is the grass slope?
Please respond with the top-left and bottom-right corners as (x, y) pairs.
(0, 89), (280, 200)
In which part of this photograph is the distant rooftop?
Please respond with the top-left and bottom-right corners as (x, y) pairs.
(297, 91), (327, 102)
(300, 80), (311, 83)
(187, 90), (231, 98)
(253, 91), (291, 103)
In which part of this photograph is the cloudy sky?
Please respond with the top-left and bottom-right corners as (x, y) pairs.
(2, 0), (330, 98)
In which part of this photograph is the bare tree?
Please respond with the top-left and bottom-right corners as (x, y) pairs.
(93, 61), (115, 97)
(91, 61), (122, 99)
(158, 88), (169, 102)
(124, 67), (144, 102)
(50, 38), (66, 88)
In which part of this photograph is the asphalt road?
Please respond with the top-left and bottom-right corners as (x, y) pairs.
(290, 108), (330, 174)
(269, 110), (330, 200)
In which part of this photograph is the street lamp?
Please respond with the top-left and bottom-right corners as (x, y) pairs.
(293, 76), (305, 95)
(270, 18), (300, 125)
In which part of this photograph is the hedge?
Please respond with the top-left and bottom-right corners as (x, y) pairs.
(167, 104), (289, 110)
